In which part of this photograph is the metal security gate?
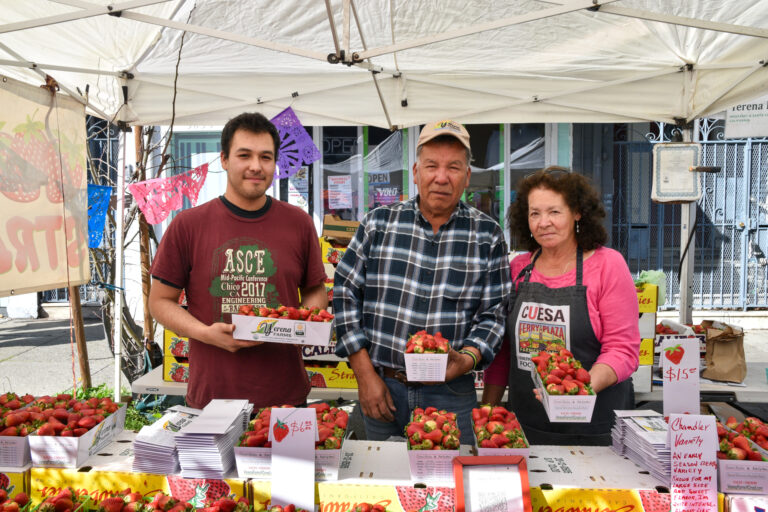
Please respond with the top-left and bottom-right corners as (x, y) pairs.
(613, 121), (768, 310)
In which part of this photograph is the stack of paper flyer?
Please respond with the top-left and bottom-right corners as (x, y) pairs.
(174, 399), (252, 479)
(611, 410), (670, 484)
(133, 405), (201, 474)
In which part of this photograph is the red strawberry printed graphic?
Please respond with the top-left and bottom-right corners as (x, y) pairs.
(273, 419), (289, 442)
(166, 476), (230, 508)
(395, 486), (453, 512)
(0, 472), (10, 489)
(170, 337), (189, 357)
(170, 363), (189, 382)
(664, 344), (684, 365)
(308, 371), (326, 388)
(638, 489), (670, 512)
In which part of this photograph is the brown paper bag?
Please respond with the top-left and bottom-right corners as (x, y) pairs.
(700, 320), (746, 383)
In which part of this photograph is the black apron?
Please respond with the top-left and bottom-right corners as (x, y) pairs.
(506, 248), (633, 445)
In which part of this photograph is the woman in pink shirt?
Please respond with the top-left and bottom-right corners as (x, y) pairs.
(483, 167), (640, 445)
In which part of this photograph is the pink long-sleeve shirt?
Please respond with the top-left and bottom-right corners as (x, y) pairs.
(484, 246), (640, 385)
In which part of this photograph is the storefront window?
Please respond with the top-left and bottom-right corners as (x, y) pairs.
(322, 127), (360, 221)
(365, 127), (406, 212)
(465, 124), (503, 224)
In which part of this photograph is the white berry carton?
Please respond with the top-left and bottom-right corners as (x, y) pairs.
(232, 314), (333, 346)
(234, 439), (343, 481)
(407, 446), (459, 485)
(531, 369), (596, 423)
(0, 435), (30, 467)
(471, 421), (530, 458)
(28, 405), (126, 467)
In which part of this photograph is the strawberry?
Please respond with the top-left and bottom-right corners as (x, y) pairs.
(664, 344), (685, 365)
(13, 493), (29, 507)
(272, 419), (289, 443)
(99, 497), (127, 512)
(574, 368), (591, 384)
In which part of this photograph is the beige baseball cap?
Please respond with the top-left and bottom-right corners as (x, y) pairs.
(417, 120), (471, 151)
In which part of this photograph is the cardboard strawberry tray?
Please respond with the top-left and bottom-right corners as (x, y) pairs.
(470, 405), (530, 458)
(531, 369), (596, 423)
(28, 404), (126, 468)
(407, 447), (458, 485)
(0, 434), (30, 467)
(231, 314), (333, 346)
(718, 459), (768, 495)
(234, 436), (345, 481)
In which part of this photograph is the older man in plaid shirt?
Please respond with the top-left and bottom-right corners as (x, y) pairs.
(333, 120), (512, 444)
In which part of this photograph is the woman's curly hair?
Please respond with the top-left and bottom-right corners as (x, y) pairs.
(507, 166), (607, 252)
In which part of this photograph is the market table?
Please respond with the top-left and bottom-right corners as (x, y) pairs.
(130, 366), (358, 401)
(634, 361), (768, 403)
(134, 362), (768, 404)
(27, 430), (679, 512)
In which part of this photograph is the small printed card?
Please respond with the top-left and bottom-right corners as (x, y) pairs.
(661, 337), (700, 416)
(269, 408), (317, 510)
(404, 353), (448, 382)
(668, 414), (718, 512)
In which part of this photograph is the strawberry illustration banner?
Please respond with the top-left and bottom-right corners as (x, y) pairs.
(0, 76), (89, 297)
(127, 164), (208, 225)
(271, 107), (321, 179)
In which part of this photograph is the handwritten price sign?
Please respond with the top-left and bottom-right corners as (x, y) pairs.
(662, 337), (700, 417)
(668, 414), (718, 512)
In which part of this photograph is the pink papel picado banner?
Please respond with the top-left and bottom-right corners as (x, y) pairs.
(127, 163), (208, 224)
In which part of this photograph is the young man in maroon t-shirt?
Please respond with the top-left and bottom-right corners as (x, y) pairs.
(149, 112), (327, 409)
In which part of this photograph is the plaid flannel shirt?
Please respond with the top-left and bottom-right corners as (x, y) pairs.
(333, 197), (511, 370)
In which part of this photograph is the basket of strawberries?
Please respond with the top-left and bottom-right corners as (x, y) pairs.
(234, 403), (349, 480)
(530, 348), (596, 423)
(405, 406), (460, 484)
(232, 305), (334, 346)
(471, 404), (529, 456)
(403, 331), (450, 382)
(716, 416), (768, 494)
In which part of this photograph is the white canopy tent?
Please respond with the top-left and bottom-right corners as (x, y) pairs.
(2, 0), (767, 397)
(1, 0), (768, 129)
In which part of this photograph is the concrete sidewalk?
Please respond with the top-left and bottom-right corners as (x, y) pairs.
(0, 317), (129, 396)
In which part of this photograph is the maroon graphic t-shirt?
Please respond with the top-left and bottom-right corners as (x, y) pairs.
(151, 197), (326, 408)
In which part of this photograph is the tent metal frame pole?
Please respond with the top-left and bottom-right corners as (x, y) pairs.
(130, 75), (376, 126)
(342, 0), (351, 62)
(0, 0), (173, 34)
(407, 65), (679, 108)
(113, 129), (126, 403)
(324, 0), (341, 57)
(349, 0), (393, 129)
(120, 11), (328, 62)
(0, 58), (123, 77)
(688, 62), (766, 121)
(355, 0), (621, 60)
(678, 120), (698, 325)
(0, 41), (110, 119)
(596, 5), (768, 40)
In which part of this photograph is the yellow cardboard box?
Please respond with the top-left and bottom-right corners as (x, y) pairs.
(636, 283), (658, 313)
(164, 329), (189, 358)
(305, 361), (358, 388)
(31, 468), (246, 507)
(639, 338), (654, 365)
(0, 466), (29, 496)
(319, 237), (348, 265)
(163, 355), (189, 383)
(322, 215), (359, 243)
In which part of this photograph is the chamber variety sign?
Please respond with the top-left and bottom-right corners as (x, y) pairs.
(0, 76), (89, 296)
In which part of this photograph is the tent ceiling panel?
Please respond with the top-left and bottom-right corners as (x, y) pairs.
(1, 0), (767, 127)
